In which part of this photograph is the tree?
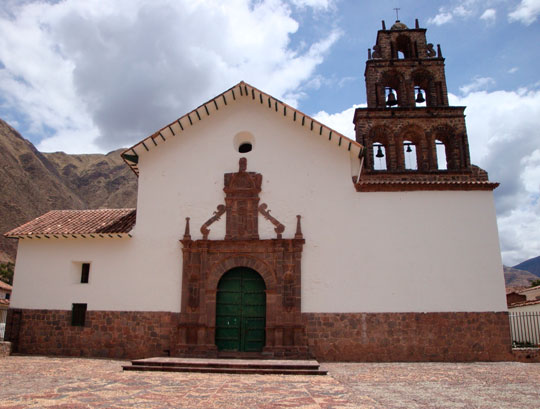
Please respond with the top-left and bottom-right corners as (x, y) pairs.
(0, 262), (14, 285)
(530, 279), (540, 288)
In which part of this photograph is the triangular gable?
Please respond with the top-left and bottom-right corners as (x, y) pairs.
(121, 81), (364, 176)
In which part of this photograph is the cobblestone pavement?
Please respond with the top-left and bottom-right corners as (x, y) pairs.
(0, 356), (539, 408)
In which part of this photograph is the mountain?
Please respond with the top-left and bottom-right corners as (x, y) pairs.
(513, 255), (540, 278)
(0, 119), (137, 262)
(503, 265), (539, 288)
(44, 150), (137, 210)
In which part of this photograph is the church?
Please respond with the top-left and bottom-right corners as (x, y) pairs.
(4, 20), (511, 361)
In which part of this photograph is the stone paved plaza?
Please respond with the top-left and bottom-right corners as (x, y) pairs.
(0, 356), (539, 408)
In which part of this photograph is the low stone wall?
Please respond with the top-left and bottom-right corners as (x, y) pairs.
(512, 348), (540, 363)
(7, 309), (178, 359)
(0, 341), (11, 357)
(303, 312), (513, 362)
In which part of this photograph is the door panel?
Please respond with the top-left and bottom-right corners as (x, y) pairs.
(215, 267), (266, 352)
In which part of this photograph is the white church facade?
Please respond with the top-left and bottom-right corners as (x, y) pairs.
(4, 21), (511, 361)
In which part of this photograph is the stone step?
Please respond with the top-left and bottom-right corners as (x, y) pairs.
(122, 357), (327, 375)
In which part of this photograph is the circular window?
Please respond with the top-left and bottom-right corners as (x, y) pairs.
(233, 131), (255, 153)
(239, 143), (252, 153)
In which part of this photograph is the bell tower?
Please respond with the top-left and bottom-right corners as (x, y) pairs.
(354, 19), (496, 191)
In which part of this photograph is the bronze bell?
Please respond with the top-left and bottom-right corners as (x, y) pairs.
(386, 91), (397, 106)
(415, 89), (425, 103)
(406, 144), (412, 153)
(376, 145), (384, 158)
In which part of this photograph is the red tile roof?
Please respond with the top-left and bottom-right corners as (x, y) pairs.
(508, 299), (540, 308)
(519, 284), (540, 293)
(0, 281), (12, 291)
(355, 180), (499, 192)
(506, 287), (527, 294)
(4, 209), (136, 237)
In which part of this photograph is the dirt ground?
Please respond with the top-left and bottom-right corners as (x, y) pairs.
(0, 356), (539, 408)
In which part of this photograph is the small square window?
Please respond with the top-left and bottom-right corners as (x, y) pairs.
(81, 263), (90, 284)
(71, 303), (87, 326)
(5, 293), (10, 300)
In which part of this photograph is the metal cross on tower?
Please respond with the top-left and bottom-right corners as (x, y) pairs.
(393, 8), (400, 20)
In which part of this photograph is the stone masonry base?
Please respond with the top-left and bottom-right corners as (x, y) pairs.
(304, 312), (513, 361)
(6, 309), (515, 361)
(6, 309), (178, 359)
(0, 341), (11, 357)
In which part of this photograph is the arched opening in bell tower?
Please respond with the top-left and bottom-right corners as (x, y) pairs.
(380, 70), (404, 108)
(372, 143), (387, 170)
(403, 140), (418, 170)
(412, 69), (433, 107)
(435, 139), (448, 170)
(395, 34), (412, 59)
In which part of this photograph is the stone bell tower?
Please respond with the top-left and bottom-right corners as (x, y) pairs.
(354, 19), (497, 191)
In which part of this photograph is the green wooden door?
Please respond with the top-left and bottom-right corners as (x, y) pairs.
(215, 267), (266, 352)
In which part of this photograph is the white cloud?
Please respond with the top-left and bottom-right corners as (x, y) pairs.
(480, 8), (496, 22)
(508, 67), (519, 74)
(459, 76), (495, 94)
(289, 0), (333, 10)
(427, 1), (506, 26)
(454, 5), (473, 17)
(0, 0), (340, 153)
(312, 104), (364, 139)
(509, 0), (540, 25)
(428, 11), (453, 26)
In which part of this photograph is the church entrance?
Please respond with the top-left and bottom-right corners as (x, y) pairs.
(215, 267), (266, 352)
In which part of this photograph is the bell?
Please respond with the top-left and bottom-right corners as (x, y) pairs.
(386, 91), (397, 106)
(406, 144), (412, 153)
(415, 89), (425, 103)
(376, 145), (384, 158)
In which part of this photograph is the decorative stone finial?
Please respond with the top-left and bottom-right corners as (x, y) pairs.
(239, 157), (247, 172)
(183, 217), (191, 240)
(295, 215), (303, 239)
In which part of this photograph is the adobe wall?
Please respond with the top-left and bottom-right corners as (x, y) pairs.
(10, 98), (507, 315)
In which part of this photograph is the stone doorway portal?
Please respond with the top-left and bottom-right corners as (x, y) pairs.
(176, 158), (309, 358)
(215, 267), (266, 352)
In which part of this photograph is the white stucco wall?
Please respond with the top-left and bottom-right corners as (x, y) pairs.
(11, 97), (507, 312)
(509, 303), (540, 313)
(520, 287), (540, 301)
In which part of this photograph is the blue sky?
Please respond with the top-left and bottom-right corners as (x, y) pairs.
(0, 0), (539, 265)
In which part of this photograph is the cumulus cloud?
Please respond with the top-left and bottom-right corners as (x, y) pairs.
(290, 0), (333, 10)
(459, 76), (495, 94)
(312, 103), (364, 139)
(480, 8), (497, 22)
(509, 0), (540, 25)
(428, 11), (454, 25)
(427, 1), (505, 26)
(0, 0), (340, 153)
